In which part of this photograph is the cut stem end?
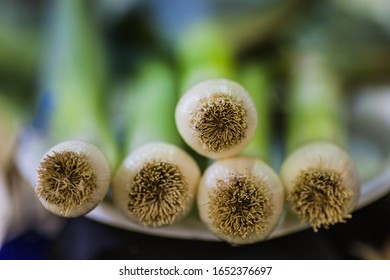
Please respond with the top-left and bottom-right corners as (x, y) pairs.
(127, 160), (189, 227)
(288, 168), (353, 231)
(208, 172), (274, 239)
(36, 150), (97, 217)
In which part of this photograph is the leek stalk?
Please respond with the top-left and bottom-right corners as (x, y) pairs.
(176, 21), (235, 91)
(123, 60), (182, 153)
(285, 50), (346, 153)
(39, 0), (117, 166)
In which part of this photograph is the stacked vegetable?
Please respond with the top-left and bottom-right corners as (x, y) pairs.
(33, 0), (117, 218)
(113, 60), (201, 227)
(280, 49), (360, 232)
(4, 0), (390, 247)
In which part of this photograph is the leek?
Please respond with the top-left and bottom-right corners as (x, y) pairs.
(113, 59), (201, 228)
(197, 155), (285, 245)
(280, 49), (361, 231)
(33, 0), (117, 217)
(175, 21), (258, 159)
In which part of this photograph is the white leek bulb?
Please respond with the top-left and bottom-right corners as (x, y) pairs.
(280, 142), (360, 231)
(175, 79), (257, 159)
(35, 140), (110, 218)
(198, 157), (285, 245)
(113, 142), (201, 227)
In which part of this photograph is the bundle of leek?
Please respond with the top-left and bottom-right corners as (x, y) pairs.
(280, 49), (361, 231)
(113, 59), (201, 228)
(33, 0), (118, 218)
